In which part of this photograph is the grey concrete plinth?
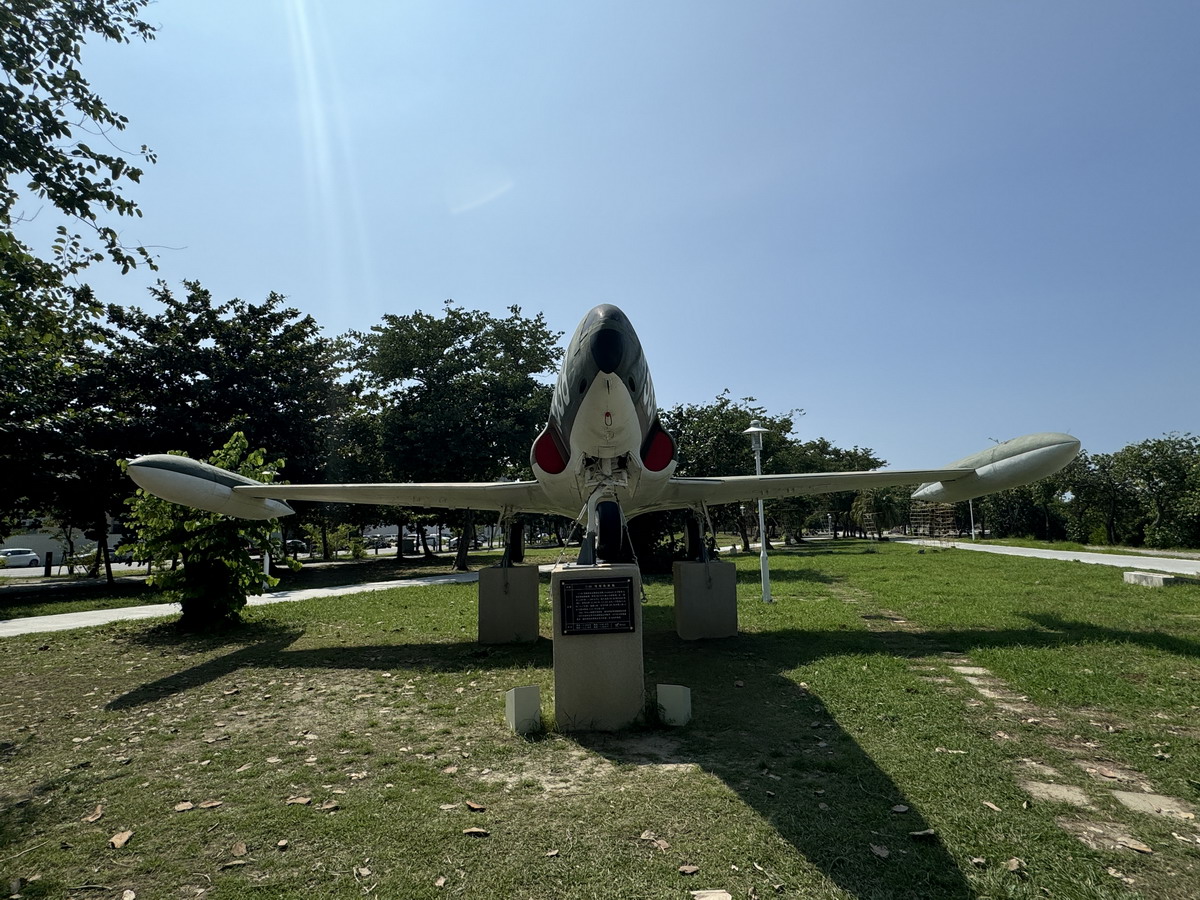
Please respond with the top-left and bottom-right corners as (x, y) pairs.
(656, 684), (692, 726)
(673, 560), (738, 640)
(505, 685), (542, 734)
(551, 563), (644, 731)
(478, 565), (540, 643)
(1123, 571), (1178, 588)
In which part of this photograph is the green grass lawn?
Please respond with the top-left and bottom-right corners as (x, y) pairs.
(1, 542), (1197, 898)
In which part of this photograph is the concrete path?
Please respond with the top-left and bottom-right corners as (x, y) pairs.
(0, 571), (483, 638)
(902, 539), (1200, 576)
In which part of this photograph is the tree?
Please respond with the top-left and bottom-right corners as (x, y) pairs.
(660, 391), (799, 550)
(1, 1), (156, 535)
(1, 0), (156, 284)
(122, 433), (291, 630)
(1113, 434), (1200, 549)
(104, 282), (344, 479)
(354, 302), (561, 570)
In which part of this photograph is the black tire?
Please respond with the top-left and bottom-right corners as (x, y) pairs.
(28, 559), (38, 567)
(595, 501), (626, 563)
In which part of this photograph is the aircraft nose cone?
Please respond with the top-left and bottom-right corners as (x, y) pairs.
(591, 327), (625, 373)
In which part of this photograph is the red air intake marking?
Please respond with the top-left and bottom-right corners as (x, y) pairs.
(641, 429), (675, 472)
(533, 428), (568, 475)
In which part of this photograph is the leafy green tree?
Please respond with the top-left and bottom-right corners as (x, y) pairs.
(660, 391), (799, 550)
(354, 302), (561, 570)
(1, 1), (156, 535)
(122, 433), (291, 631)
(1113, 434), (1200, 549)
(104, 282), (344, 478)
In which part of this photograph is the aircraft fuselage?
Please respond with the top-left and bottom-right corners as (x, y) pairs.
(530, 305), (677, 520)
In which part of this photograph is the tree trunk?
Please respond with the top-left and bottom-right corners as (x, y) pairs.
(419, 528), (435, 560)
(452, 512), (474, 571)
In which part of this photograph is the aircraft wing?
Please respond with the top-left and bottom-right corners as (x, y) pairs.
(641, 468), (975, 513)
(234, 480), (552, 515)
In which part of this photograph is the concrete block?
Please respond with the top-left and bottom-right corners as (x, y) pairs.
(505, 685), (541, 734)
(656, 683), (692, 726)
(673, 560), (738, 640)
(1123, 571), (1178, 588)
(478, 565), (540, 643)
(551, 563), (644, 731)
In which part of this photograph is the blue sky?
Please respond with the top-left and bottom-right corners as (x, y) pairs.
(61, 0), (1199, 469)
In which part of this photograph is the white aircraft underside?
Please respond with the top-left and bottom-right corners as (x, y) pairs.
(127, 305), (1081, 540)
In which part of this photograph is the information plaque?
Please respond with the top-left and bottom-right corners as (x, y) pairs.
(559, 576), (636, 635)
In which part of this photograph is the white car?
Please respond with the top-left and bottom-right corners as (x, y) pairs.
(0, 548), (41, 567)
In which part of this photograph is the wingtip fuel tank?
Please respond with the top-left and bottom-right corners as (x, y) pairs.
(911, 432), (1080, 503)
(126, 455), (294, 520)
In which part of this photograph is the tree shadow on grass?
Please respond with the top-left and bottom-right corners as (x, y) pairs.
(107, 628), (552, 711)
(103, 606), (1200, 897)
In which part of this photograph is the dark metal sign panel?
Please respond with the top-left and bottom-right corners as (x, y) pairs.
(559, 576), (636, 635)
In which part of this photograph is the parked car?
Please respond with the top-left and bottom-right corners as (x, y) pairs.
(0, 548), (41, 567)
(285, 540), (308, 554)
(104, 546), (134, 565)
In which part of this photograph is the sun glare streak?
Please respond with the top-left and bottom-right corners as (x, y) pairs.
(284, 0), (375, 320)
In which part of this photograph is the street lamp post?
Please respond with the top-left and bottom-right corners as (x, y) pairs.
(742, 420), (773, 603)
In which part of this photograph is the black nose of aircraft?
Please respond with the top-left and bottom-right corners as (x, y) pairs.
(591, 326), (625, 373)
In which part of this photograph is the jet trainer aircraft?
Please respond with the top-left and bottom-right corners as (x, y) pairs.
(127, 305), (1080, 561)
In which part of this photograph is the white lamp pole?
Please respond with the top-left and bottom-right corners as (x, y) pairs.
(742, 420), (773, 603)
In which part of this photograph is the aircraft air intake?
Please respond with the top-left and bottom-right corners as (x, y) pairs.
(591, 327), (625, 373)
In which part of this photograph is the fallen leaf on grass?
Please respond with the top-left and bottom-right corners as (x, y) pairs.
(266, 757), (282, 764)
(1005, 857), (1026, 874)
(122, 891), (136, 900)
(891, 805), (909, 814)
(439, 803), (459, 811)
(286, 796), (312, 806)
(354, 866), (372, 877)
(690, 892), (732, 900)
(639, 830), (658, 841)
(1107, 867), (1135, 885)
(174, 801), (194, 812)
(678, 864), (700, 875)
(934, 747), (966, 755)
(82, 804), (104, 823)
(970, 857), (987, 868)
(546, 849), (559, 857)
(463, 827), (489, 837)
(1117, 837), (1154, 854)
(235, 764), (252, 773)
(652, 838), (670, 851)
(870, 844), (889, 859)
(908, 829), (937, 840)
(198, 799), (223, 809)
(465, 800), (486, 812)
(982, 801), (1001, 812)
(109, 830), (134, 849)
(231, 841), (247, 857)
(435, 875), (447, 888)
(220, 859), (247, 870)
(276, 840), (289, 851)
(442, 765), (459, 775)
(319, 800), (339, 811)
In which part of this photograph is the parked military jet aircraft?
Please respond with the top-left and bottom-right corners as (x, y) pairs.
(127, 305), (1080, 561)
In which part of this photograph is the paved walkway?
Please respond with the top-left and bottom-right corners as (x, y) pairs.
(0, 571), (483, 638)
(902, 539), (1200, 576)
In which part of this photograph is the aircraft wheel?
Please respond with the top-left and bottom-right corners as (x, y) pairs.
(595, 501), (626, 563)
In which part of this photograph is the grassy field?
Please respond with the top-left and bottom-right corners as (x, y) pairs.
(1, 542), (1197, 898)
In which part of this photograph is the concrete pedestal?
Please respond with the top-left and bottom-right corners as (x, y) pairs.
(656, 684), (692, 726)
(551, 563), (644, 731)
(505, 686), (542, 734)
(478, 565), (540, 644)
(673, 560), (738, 640)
